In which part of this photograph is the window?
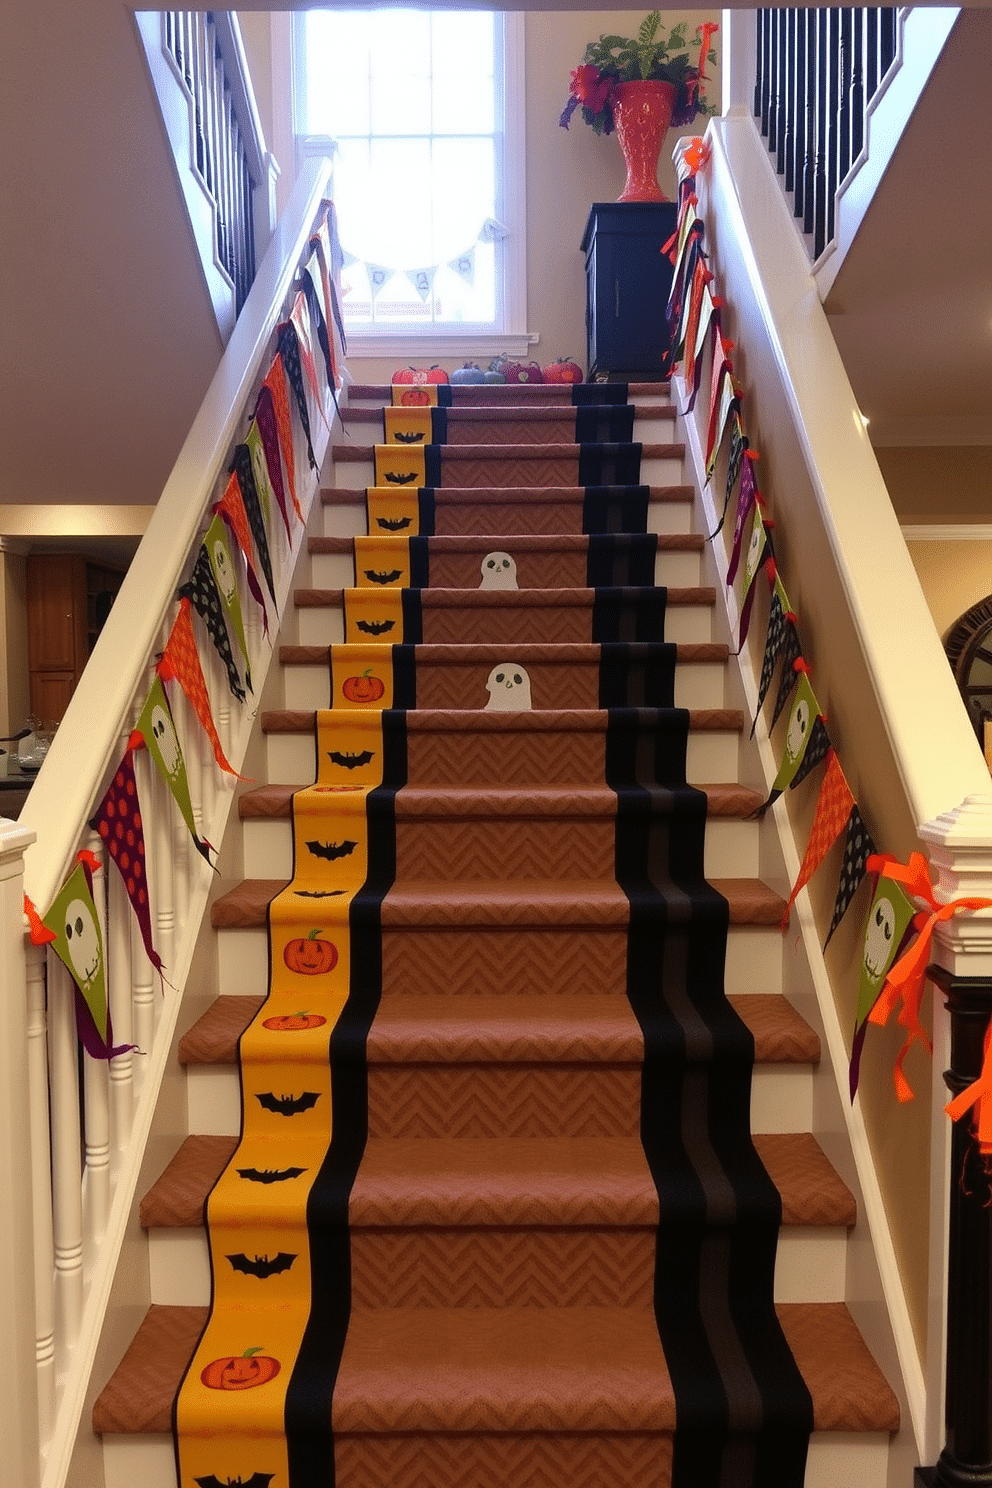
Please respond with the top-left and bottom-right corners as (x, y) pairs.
(295, 9), (528, 355)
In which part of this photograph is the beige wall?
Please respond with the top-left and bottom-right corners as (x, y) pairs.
(905, 536), (992, 642)
(877, 445), (992, 523)
(242, 11), (721, 382)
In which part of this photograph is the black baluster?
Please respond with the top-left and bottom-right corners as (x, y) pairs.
(776, 10), (789, 175)
(880, 7), (896, 75)
(768, 10), (779, 151)
(803, 11), (818, 236)
(760, 10), (772, 135)
(851, 9), (865, 163)
(813, 9), (829, 255)
(825, 8), (840, 250)
(792, 10), (808, 211)
(838, 9), (852, 186)
(915, 968), (992, 1488)
(754, 10), (766, 122)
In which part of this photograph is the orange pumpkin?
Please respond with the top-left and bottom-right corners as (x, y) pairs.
(283, 929), (338, 975)
(263, 1011), (328, 1031)
(201, 1347), (280, 1391)
(342, 669), (385, 704)
(400, 388), (431, 406)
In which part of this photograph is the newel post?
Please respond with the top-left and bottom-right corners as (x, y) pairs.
(916, 794), (992, 1488)
(0, 815), (41, 1488)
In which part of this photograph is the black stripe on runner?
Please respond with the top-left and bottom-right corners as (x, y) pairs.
(417, 489), (436, 535)
(436, 385), (453, 407)
(582, 485), (651, 534)
(431, 407), (448, 444)
(597, 643), (676, 708)
(408, 538), (430, 589)
(575, 404), (636, 444)
(424, 447), (442, 487)
(391, 645), (418, 707)
(586, 533), (659, 587)
(592, 586), (668, 643)
(284, 709), (408, 1487)
(578, 442), (642, 486)
(572, 382), (629, 405)
(400, 589), (423, 643)
(604, 707), (812, 1487)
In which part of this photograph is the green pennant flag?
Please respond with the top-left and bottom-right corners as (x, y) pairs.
(136, 678), (212, 864)
(849, 874), (918, 1099)
(43, 861), (111, 1058)
(770, 671), (821, 796)
(245, 418), (273, 526)
(205, 513), (251, 691)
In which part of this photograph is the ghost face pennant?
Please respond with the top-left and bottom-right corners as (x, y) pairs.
(205, 514), (251, 688)
(849, 876), (917, 1100)
(43, 861), (128, 1060)
(137, 676), (213, 863)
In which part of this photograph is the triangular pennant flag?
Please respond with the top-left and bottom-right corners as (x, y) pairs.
(311, 210), (347, 363)
(708, 415), (749, 541)
(771, 628), (805, 729)
(726, 453), (760, 585)
(752, 670), (821, 815)
(135, 678), (213, 864)
(448, 249), (475, 285)
(824, 804), (877, 947)
(90, 746), (164, 975)
(367, 263), (392, 298)
(261, 356), (300, 522)
(736, 523), (773, 651)
(849, 872), (918, 1100)
(478, 217), (509, 242)
(705, 358), (739, 481)
(788, 711), (831, 791)
(253, 386), (297, 537)
(214, 475), (269, 636)
(204, 514), (251, 689)
(289, 290), (327, 422)
(179, 546), (245, 703)
(752, 586), (789, 735)
(342, 248), (358, 268)
(231, 448), (276, 601)
(780, 750), (856, 928)
(302, 259), (338, 394)
(43, 858), (131, 1060)
(682, 289), (722, 414)
(670, 232), (707, 362)
(407, 266), (436, 302)
(157, 599), (242, 778)
(672, 254), (709, 379)
(277, 320), (317, 472)
(245, 417), (278, 531)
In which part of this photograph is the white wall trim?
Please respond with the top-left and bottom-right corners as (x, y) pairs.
(902, 525), (992, 542)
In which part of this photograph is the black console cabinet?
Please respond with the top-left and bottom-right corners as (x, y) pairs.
(581, 201), (678, 381)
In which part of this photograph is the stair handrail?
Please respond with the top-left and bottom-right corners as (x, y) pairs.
(674, 113), (992, 1466)
(8, 156), (339, 1488)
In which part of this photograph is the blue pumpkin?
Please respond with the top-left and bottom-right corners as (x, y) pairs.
(450, 362), (487, 385)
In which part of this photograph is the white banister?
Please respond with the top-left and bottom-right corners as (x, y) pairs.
(25, 937), (54, 1452)
(0, 818), (41, 1488)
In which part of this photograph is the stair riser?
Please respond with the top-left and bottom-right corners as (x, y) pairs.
(215, 923), (784, 1005)
(331, 455), (686, 491)
(242, 813), (761, 882)
(322, 494), (696, 541)
(309, 548), (703, 589)
(279, 658), (727, 713)
(265, 725), (741, 786)
(147, 1221), (847, 1310)
(341, 415), (676, 444)
(295, 601), (713, 646)
(101, 1429), (890, 1488)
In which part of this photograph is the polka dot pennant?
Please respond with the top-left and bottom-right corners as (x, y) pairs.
(215, 475), (270, 635)
(752, 587), (787, 736)
(277, 321), (317, 472)
(89, 747), (163, 976)
(231, 446), (276, 602)
(261, 356), (301, 523)
(179, 545), (246, 703)
(157, 598), (241, 779)
(825, 805), (877, 948)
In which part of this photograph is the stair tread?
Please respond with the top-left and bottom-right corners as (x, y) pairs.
(323, 483), (695, 504)
(178, 992), (816, 1070)
(261, 706), (744, 734)
(240, 781), (764, 820)
(348, 382), (671, 400)
(341, 403), (676, 423)
(310, 531), (705, 554)
(142, 1130), (851, 1232)
(333, 441), (685, 461)
(293, 588), (715, 609)
(211, 876), (785, 929)
(92, 1301), (898, 1437)
(281, 640), (723, 664)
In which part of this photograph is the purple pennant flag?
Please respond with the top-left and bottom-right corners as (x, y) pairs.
(727, 455), (759, 585)
(254, 386), (293, 540)
(278, 321), (317, 471)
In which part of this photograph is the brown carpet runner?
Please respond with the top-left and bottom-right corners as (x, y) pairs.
(173, 390), (814, 1487)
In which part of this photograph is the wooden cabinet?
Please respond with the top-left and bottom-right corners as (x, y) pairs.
(26, 554), (125, 723)
(581, 202), (678, 381)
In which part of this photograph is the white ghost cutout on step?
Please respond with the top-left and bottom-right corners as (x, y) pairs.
(479, 551), (519, 590)
(64, 898), (101, 991)
(484, 663), (532, 711)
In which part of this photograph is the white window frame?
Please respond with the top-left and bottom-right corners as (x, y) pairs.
(290, 9), (532, 359)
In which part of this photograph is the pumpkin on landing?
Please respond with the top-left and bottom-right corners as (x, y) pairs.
(200, 1347), (281, 1391)
(282, 930), (338, 975)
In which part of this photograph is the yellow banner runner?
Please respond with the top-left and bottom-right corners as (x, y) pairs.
(391, 384), (439, 407)
(366, 487), (422, 537)
(353, 535), (412, 589)
(374, 444), (426, 489)
(176, 712), (386, 1488)
(329, 644), (396, 710)
(383, 406), (432, 445)
(343, 588), (406, 643)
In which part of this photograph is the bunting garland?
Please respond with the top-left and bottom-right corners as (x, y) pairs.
(90, 744), (164, 977)
(674, 137), (992, 1118)
(261, 356), (302, 523)
(179, 546), (246, 703)
(214, 475), (270, 636)
(158, 599), (241, 779)
(277, 320), (317, 472)
(136, 677), (214, 865)
(231, 447), (276, 601)
(40, 855), (133, 1061)
(204, 514), (252, 688)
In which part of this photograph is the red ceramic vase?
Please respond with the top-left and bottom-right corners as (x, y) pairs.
(611, 80), (677, 203)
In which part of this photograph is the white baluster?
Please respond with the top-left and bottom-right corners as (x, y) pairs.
(107, 853), (135, 1149)
(0, 819), (42, 1488)
(25, 940), (54, 1452)
(46, 955), (84, 1368)
(151, 763), (177, 982)
(81, 833), (111, 1243)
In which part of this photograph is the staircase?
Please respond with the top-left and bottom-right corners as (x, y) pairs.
(92, 378), (899, 1488)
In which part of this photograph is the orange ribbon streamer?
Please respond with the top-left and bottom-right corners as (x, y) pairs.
(867, 853), (992, 1102)
(946, 1023), (992, 1154)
